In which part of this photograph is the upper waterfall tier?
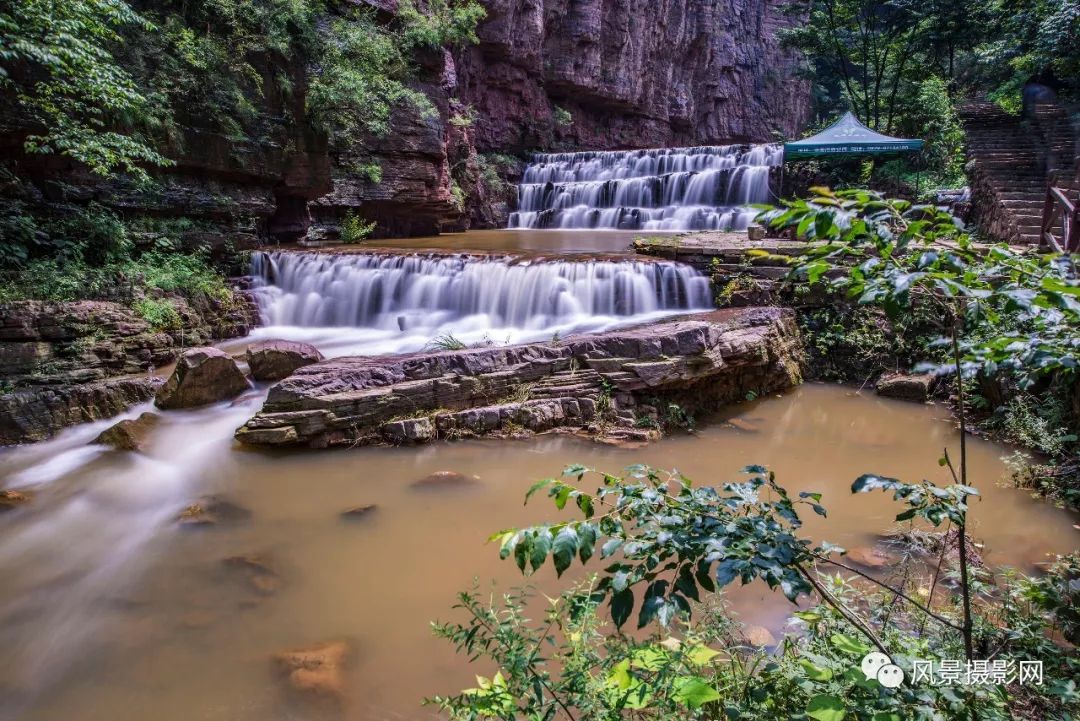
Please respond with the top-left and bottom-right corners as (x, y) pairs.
(249, 251), (712, 357)
(508, 144), (782, 231)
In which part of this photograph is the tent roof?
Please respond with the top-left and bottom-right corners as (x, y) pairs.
(783, 112), (924, 158)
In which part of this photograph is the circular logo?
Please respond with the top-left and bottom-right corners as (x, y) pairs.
(877, 663), (905, 688)
(860, 652), (891, 680)
(860, 652), (905, 688)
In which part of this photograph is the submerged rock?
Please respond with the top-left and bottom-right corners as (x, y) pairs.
(273, 639), (350, 704)
(875, 373), (936, 403)
(222, 554), (281, 596)
(742, 625), (778, 647)
(155, 347), (250, 409)
(246, 340), (324, 382)
(0, 489), (32, 511)
(93, 412), (161, 451)
(340, 504), (377, 520)
(177, 495), (252, 527)
(411, 471), (479, 491)
(845, 546), (898, 569)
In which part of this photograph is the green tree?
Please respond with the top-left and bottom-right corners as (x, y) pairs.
(0, 0), (170, 179)
(782, 0), (926, 132)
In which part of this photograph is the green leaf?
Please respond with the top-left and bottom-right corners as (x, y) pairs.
(799, 659), (834, 681)
(829, 633), (869, 656)
(553, 484), (572, 510)
(806, 694), (846, 721)
(673, 676), (722, 709)
(525, 478), (552, 502)
(610, 588), (634, 629)
(601, 538), (624, 558)
(575, 493), (594, 518)
(686, 645), (721, 667)
(851, 474), (903, 494)
(577, 523), (597, 563)
(551, 526), (579, 576)
(529, 528), (552, 572)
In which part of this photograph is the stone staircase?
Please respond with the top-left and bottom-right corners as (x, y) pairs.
(961, 98), (1078, 244)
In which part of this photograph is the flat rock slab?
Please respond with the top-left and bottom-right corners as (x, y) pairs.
(236, 308), (803, 449)
(634, 232), (808, 269)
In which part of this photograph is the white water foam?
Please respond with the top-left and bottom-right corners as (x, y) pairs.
(509, 144), (782, 231)
(248, 251), (713, 357)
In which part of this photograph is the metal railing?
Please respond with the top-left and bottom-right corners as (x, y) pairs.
(1041, 171), (1079, 254)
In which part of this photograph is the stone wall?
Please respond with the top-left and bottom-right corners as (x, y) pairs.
(235, 307), (803, 448)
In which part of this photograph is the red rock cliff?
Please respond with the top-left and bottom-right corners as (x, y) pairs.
(457, 0), (809, 151)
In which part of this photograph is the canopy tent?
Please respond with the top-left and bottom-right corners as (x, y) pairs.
(783, 112), (924, 159)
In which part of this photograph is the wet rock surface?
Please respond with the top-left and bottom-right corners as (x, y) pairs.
(222, 554), (281, 596)
(340, 504), (377, 520)
(246, 340), (324, 382)
(875, 373), (936, 403)
(0, 489), (32, 511)
(236, 307), (803, 448)
(93, 412), (161, 452)
(0, 377), (162, 446)
(411, 471), (480, 491)
(273, 639), (350, 705)
(742, 625), (778, 647)
(155, 347), (251, 410)
(177, 495), (252, 527)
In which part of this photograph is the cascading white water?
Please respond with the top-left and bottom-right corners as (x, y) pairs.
(508, 144), (782, 231)
(249, 251), (712, 357)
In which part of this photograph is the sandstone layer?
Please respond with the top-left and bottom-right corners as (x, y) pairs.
(235, 307), (803, 448)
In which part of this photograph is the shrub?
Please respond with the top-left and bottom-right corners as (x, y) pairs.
(134, 298), (182, 330)
(552, 105), (572, 127)
(339, 211), (376, 243)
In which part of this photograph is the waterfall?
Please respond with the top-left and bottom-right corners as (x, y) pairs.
(249, 251), (712, 357)
(508, 144), (782, 231)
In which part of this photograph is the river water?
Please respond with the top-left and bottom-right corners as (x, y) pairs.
(0, 383), (1076, 721)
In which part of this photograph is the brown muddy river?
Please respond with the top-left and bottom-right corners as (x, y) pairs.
(0, 383), (1076, 721)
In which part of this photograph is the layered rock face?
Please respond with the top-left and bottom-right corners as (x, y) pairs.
(457, 0), (810, 151)
(0, 297), (256, 444)
(235, 307), (803, 448)
(0, 377), (161, 446)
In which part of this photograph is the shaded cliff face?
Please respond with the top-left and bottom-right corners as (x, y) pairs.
(1, 0), (808, 243)
(457, 0), (809, 152)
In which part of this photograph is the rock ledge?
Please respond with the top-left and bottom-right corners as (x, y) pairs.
(236, 308), (803, 448)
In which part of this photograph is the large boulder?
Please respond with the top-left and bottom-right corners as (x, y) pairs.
(875, 372), (936, 403)
(93, 412), (160, 451)
(246, 340), (324, 382)
(155, 347), (250, 410)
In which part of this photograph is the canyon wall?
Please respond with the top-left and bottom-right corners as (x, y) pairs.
(1, 0), (809, 243)
(458, 0), (810, 152)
